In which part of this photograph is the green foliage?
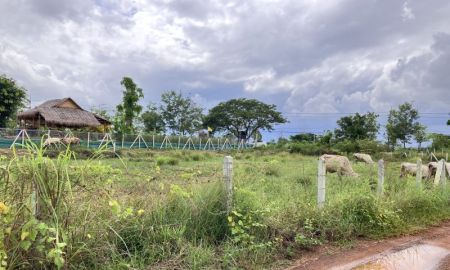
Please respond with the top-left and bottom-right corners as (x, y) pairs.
(290, 133), (316, 143)
(156, 156), (179, 166)
(141, 104), (165, 133)
(288, 142), (335, 155)
(204, 98), (287, 141)
(116, 77), (144, 133)
(386, 102), (420, 148)
(160, 90), (203, 135)
(318, 131), (333, 146)
(294, 218), (322, 249)
(3, 145), (450, 269)
(430, 133), (450, 150)
(263, 160), (282, 176)
(0, 75), (28, 127)
(228, 209), (272, 250)
(413, 124), (428, 149)
(335, 112), (379, 141)
(333, 139), (386, 154)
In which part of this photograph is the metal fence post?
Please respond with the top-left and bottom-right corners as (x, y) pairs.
(377, 159), (384, 196)
(223, 156), (233, 214)
(87, 132), (90, 148)
(416, 159), (422, 188)
(317, 158), (326, 209)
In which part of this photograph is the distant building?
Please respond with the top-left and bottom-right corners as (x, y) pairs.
(17, 97), (111, 130)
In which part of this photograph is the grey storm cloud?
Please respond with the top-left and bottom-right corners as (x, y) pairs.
(0, 0), (449, 135)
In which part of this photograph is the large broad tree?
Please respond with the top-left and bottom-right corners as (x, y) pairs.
(0, 75), (27, 127)
(141, 104), (165, 133)
(204, 98), (287, 141)
(386, 102), (420, 148)
(335, 112), (379, 141)
(160, 91), (203, 135)
(116, 77), (144, 133)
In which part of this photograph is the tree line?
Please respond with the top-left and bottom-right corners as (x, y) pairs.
(290, 102), (448, 150)
(0, 74), (448, 148)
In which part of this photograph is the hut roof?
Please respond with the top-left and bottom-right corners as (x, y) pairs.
(18, 98), (103, 128)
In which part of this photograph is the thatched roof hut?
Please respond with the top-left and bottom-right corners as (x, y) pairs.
(18, 98), (111, 129)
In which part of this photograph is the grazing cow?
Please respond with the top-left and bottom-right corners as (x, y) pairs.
(320, 154), (358, 177)
(429, 162), (450, 178)
(353, 153), (374, 164)
(62, 137), (80, 145)
(43, 138), (63, 148)
(428, 162), (439, 178)
(400, 162), (430, 179)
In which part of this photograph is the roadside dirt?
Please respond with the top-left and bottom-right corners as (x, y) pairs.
(288, 220), (450, 270)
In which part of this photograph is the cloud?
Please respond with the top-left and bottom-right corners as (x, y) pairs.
(0, 0), (449, 134)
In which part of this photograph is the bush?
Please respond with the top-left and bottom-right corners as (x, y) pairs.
(263, 160), (281, 176)
(333, 139), (387, 154)
(431, 133), (450, 150)
(156, 156), (179, 166)
(289, 142), (336, 156)
(333, 140), (360, 154)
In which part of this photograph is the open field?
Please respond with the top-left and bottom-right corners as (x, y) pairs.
(1, 147), (450, 269)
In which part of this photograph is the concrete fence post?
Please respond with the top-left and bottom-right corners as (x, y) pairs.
(416, 159), (422, 188)
(434, 159), (446, 187)
(377, 159), (384, 196)
(223, 156), (233, 214)
(87, 132), (90, 148)
(317, 158), (326, 209)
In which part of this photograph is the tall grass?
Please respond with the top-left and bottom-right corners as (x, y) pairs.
(1, 146), (450, 269)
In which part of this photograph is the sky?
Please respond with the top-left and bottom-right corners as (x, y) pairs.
(0, 0), (449, 142)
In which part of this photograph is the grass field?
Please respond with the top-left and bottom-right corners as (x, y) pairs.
(1, 146), (450, 269)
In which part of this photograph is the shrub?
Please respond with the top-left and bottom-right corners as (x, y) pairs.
(156, 156), (179, 166)
(263, 160), (282, 176)
(191, 153), (204, 161)
(289, 142), (338, 156)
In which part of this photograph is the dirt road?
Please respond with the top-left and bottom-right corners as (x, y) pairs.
(288, 221), (450, 270)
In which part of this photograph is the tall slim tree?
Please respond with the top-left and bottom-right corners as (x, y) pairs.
(334, 112), (379, 141)
(386, 102), (420, 149)
(116, 77), (144, 133)
(204, 98), (287, 141)
(160, 91), (203, 135)
(0, 75), (27, 127)
(414, 124), (428, 150)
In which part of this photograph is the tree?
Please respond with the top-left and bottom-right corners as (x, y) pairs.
(430, 133), (450, 149)
(203, 98), (287, 141)
(116, 77), (144, 133)
(386, 102), (420, 149)
(335, 112), (379, 141)
(160, 91), (203, 135)
(141, 104), (165, 133)
(0, 75), (28, 127)
(447, 119), (450, 125)
(413, 124), (428, 150)
(290, 133), (316, 142)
